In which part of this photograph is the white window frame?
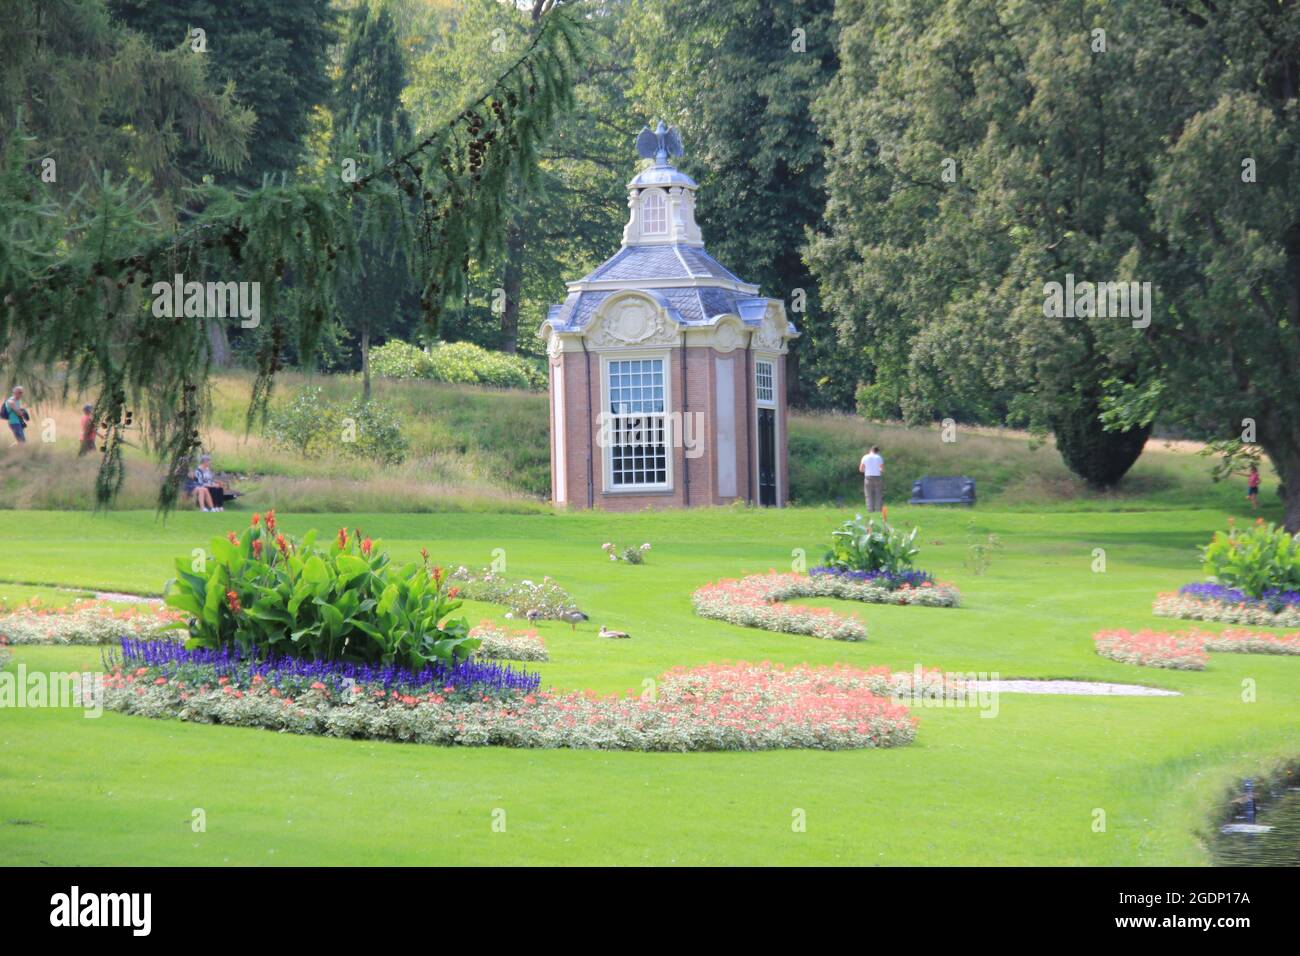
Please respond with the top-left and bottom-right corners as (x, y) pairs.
(641, 189), (667, 235)
(754, 358), (776, 407)
(600, 350), (673, 493)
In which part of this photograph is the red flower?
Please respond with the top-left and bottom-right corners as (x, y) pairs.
(226, 531), (239, 545)
(448, 586), (460, 599)
(265, 509), (277, 532)
(361, 537), (373, 556)
(310, 681), (326, 691)
(251, 513), (261, 527)
(337, 527), (348, 550)
(275, 533), (288, 555)
(252, 539), (263, 559)
(225, 590), (242, 614)
(431, 565), (443, 583)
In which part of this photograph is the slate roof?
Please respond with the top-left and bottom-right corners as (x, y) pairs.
(578, 244), (744, 283)
(545, 286), (792, 334)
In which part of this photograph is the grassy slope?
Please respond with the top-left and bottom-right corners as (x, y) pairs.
(0, 371), (1268, 512)
(1, 503), (1297, 865)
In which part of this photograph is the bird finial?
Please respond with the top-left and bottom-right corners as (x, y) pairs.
(635, 120), (684, 166)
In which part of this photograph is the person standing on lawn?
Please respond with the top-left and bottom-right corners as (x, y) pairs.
(4, 386), (30, 444)
(1246, 462), (1261, 510)
(78, 404), (99, 456)
(860, 445), (884, 512)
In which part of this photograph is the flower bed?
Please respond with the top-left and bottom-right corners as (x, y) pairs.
(1154, 585), (1300, 627)
(103, 657), (919, 751)
(0, 599), (181, 645)
(468, 621), (549, 662)
(806, 567), (960, 606)
(1094, 627), (1300, 669)
(692, 573), (868, 641)
(1093, 629), (1210, 670)
(448, 567), (578, 619)
(113, 637), (540, 699)
(691, 570), (958, 642)
(1202, 629), (1300, 655)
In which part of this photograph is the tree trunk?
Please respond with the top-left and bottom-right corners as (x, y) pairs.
(360, 320), (371, 403)
(207, 320), (231, 367)
(500, 218), (524, 354)
(1271, 448), (1300, 533)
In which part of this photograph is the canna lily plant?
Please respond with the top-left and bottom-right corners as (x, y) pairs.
(164, 512), (476, 670)
(823, 513), (921, 575)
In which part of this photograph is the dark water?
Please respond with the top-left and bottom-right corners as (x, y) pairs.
(1208, 766), (1300, 867)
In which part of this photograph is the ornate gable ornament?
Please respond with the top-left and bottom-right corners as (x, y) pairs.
(587, 292), (680, 349)
(754, 304), (790, 353)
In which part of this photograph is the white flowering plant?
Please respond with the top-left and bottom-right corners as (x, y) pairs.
(601, 542), (651, 565)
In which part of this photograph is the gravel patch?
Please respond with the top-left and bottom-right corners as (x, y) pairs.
(93, 591), (163, 605)
(965, 679), (1180, 697)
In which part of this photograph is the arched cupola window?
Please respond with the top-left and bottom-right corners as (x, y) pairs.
(641, 189), (667, 235)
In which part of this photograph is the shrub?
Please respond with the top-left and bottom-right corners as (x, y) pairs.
(1200, 519), (1300, 598)
(267, 389), (409, 465)
(602, 541), (651, 564)
(341, 397), (408, 465)
(371, 338), (546, 391)
(369, 340), (434, 380)
(265, 387), (328, 457)
(823, 512), (921, 575)
(164, 514), (476, 671)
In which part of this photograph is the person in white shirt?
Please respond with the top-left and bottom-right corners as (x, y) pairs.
(859, 445), (884, 512)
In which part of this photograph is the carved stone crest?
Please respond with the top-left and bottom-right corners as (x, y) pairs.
(712, 318), (743, 353)
(588, 294), (679, 348)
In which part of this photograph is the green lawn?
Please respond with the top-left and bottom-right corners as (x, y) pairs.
(1, 504), (1297, 865)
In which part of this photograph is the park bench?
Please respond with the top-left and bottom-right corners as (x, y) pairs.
(909, 475), (976, 506)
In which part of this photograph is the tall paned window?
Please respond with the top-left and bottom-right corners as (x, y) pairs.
(607, 358), (668, 487)
(755, 359), (775, 406)
(641, 190), (667, 234)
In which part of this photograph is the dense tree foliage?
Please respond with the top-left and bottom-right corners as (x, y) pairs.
(808, 0), (1299, 501)
(0, 0), (253, 202)
(332, 0), (419, 398)
(109, 0), (337, 189)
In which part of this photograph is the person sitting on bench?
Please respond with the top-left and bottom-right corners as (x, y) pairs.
(190, 454), (227, 512)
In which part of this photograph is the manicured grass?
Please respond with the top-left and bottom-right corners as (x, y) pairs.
(1, 504), (1297, 865)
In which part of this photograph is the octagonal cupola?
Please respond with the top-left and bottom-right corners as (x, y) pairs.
(621, 121), (704, 247)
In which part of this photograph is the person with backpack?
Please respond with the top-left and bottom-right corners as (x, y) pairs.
(4, 386), (30, 444)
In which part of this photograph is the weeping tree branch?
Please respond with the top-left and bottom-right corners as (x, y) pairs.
(0, 6), (587, 512)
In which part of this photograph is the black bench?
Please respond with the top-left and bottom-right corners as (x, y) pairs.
(909, 475), (976, 506)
